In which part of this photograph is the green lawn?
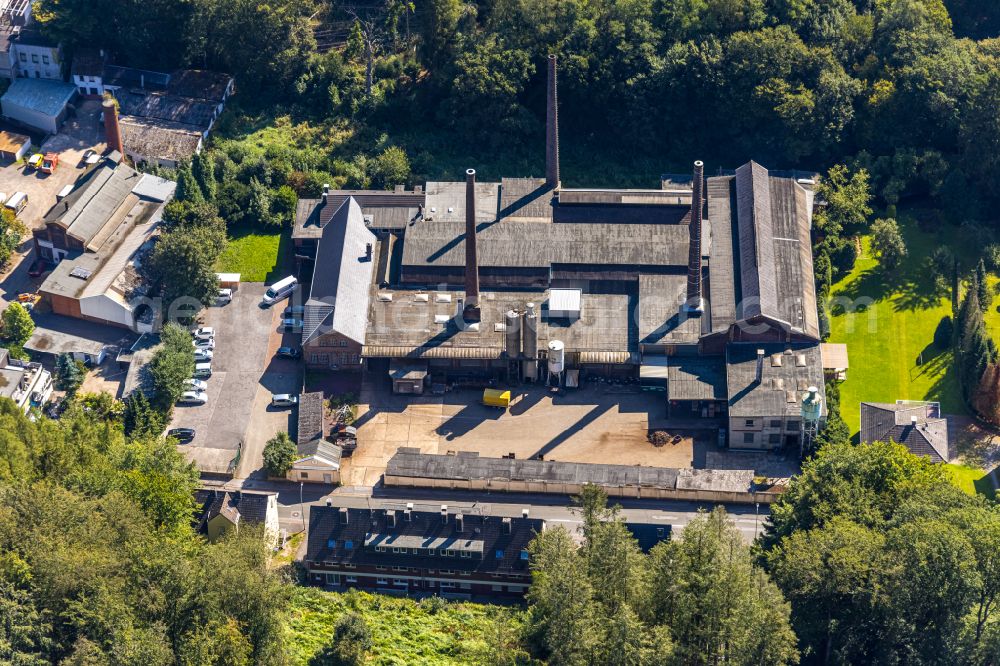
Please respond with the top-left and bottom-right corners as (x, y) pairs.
(945, 463), (996, 499)
(829, 224), (965, 434)
(285, 587), (520, 665)
(214, 226), (290, 283)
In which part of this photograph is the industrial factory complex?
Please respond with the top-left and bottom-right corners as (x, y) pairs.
(293, 55), (830, 453)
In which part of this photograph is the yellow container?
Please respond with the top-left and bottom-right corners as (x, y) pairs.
(482, 389), (511, 408)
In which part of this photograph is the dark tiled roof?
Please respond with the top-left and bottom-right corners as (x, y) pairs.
(306, 505), (543, 575)
(103, 65), (170, 91)
(302, 198), (377, 345)
(860, 402), (950, 462)
(668, 356), (727, 401)
(725, 343), (825, 418)
(192, 489), (273, 532)
(117, 90), (216, 129)
(707, 163), (819, 340)
(296, 391), (325, 445)
(166, 70), (233, 102)
(71, 48), (105, 77)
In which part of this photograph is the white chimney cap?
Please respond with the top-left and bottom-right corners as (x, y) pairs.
(911, 415), (919, 425)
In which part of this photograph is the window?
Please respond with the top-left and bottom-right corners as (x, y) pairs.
(769, 419), (782, 428)
(744, 419), (754, 427)
(344, 540), (354, 550)
(393, 566), (407, 572)
(393, 579), (407, 586)
(375, 565), (387, 571)
(18, 53), (25, 62)
(392, 547), (403, 554)
(300, 472), (308, 479)
(311, 353), (329, 364)
(440, 581), (456, 589)
(376, 578), (388, 585)
(412, 548), (420, 554)
(345, 576), (357, 583)
(459, 571), (470, 576)
(743, 432), (755, 444)
(78, 86), (87, 95)
(656, 528), (665, 538)
(439, 569), (453, 575)
(342, 564), (355, 569)
(520, 550), (529, 561)
(31, 54), (37, 63)
(375, 546), (385, 553)
(42, 55), (49, 64)
(768, 433), (781, 445)
(327, 539), (336, 549)
(492, 585), (504, 592)
(444, 550), (455, 557)
(495, 549), (504, 559)
(787, 419), (800, 429)
(460, 551), (471, 558)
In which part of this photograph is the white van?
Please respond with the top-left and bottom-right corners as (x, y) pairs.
(5, 191), (27, 216)
(261, 275), (297, 306)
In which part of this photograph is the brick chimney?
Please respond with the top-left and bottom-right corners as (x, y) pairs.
(464, 168), (481, 320)
(102, 98), (124, 156)
(545, 55), (560, 189)
(684, 160), (705, 314)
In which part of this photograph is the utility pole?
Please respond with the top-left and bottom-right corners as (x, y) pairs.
(300, 482), (305, 532)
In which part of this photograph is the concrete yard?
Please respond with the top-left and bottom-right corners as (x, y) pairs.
(341, 378), (715, 487)
(171, 284), (300, 476)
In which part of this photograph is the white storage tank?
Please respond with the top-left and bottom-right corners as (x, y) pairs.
(547, 340), (565, 374)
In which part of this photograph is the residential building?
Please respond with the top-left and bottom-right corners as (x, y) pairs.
(292, 55), (828, 450)
(0, 347), (52, 413)
(35, 154), (176, 331)
(0, 77), (75, 133)
(193, 488), (281, 549)
(305, 504), (544, 600)
(860, 401), (951, 463)
(10, 27), (60, 79)
(70, 48), (106, 97)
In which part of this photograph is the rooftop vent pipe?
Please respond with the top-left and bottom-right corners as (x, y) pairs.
(464, 169), (481, 320)
(545, 55), (560, 189)
(684, 160), (705, 313)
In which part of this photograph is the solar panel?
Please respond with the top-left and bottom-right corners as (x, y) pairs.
(69, 266), (92, 280)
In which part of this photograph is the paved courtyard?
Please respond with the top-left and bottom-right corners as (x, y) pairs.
(341, 377), (716, 487)
(170, 284), (300, 476)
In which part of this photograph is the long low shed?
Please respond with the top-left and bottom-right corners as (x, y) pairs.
(385, 449), (784, 504)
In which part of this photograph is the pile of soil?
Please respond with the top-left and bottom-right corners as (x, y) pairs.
(648, 430), (672, 447)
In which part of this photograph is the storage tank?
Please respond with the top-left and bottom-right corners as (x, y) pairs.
(801, 386), (823, 422)
(547, 340), (565, 374)
(523, 302), (538, 359)
(505, 310), (521, 358)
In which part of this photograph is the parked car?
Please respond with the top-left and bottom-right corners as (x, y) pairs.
(27, 260), (48, 277)
(192, 326), (215, 340)
(192, 337), (215, 350)
(81, 149), (99, 166)
(276, 346), (301, 359)
(282, 318), (303, 331)
(192, 362), (212, 379)
(261, 275), (297, 306)
(282, 305), (304, 318)
(185, 378), (208, 392)
(5, 192), (27, 216)
(167, 427), (196, 443)
(217, 288), (233, 304)
(271, 393), (298, 408)
(178, 391), (207, 406)
(193, 349), (214, 362)
(26, 153), (43, 169)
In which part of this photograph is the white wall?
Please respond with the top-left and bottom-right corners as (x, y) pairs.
(79, 294), (134, 330)
(1, 101), (55, 133)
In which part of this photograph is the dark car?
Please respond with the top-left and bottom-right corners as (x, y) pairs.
(276, 346), (301, 359)
(282, 317), (303, 331)
(27, 259), (48, 277)
(167, 427), (196, 443)
(282, 305), (304, 318)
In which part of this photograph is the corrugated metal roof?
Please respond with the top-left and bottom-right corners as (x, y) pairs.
(362, 345), (502, 360)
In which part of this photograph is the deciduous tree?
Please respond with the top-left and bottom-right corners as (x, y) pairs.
(262, 432), (296, 478)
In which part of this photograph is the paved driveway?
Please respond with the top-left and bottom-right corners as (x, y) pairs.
(171, 284), (290, 475)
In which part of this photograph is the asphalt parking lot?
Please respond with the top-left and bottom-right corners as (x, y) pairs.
(171, 284), (297, 475)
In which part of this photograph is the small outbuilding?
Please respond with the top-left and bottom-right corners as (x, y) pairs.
(1, 78), (76, 134)
(0, 130), (31, 161)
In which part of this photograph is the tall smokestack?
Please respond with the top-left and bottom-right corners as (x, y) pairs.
(103, 98), (124, 157)
(464, 168), (481, 320)
(545, 54), (560, 189)
(684, 160), (705, 313)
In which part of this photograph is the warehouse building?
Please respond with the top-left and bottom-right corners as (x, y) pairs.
(294, 55), (830, 450)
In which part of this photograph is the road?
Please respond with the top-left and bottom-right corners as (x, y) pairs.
(218, 478), (770, 542)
